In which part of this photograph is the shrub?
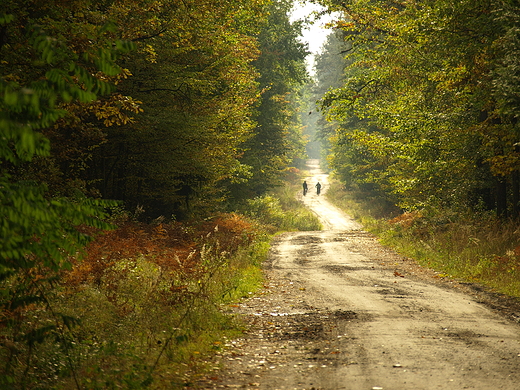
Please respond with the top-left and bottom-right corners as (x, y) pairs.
(241, 194), (322, 232)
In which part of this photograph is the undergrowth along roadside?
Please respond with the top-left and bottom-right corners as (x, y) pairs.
(1, 213), (267, 389)
(0, 169), (321, 389)
(325, 180), (520, 298)
(239, 182), (323, 233)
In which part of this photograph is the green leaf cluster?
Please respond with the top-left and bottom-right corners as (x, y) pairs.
(1, 1), (132, 265)
(0, 2), (132, 385)
(64, 0), (309, 217)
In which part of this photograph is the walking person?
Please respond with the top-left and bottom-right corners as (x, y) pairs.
(303, 180), (308, 196)
(316, 182), (322, 195)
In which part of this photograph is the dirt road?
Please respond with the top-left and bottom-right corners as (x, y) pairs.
(200, 160), (520, 390)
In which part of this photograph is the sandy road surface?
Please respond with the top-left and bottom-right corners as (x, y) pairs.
(199, 160), (520, 390)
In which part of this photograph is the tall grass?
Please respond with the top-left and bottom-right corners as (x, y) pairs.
(238, 184), (322, 232)
(326, 180), (520, 298)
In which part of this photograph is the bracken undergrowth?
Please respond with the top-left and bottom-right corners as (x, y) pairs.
(0, 213), (267, 389)
(0, 168), (321, 389)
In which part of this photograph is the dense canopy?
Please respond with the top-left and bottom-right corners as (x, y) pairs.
(0, 3), (308, 386)
(0, 0), (309, 268)
(316, 0), (520, 218)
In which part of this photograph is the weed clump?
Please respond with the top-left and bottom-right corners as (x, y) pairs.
(240, 192), (322, 232)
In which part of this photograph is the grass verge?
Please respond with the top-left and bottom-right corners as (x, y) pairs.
(237, 175), (322, 233)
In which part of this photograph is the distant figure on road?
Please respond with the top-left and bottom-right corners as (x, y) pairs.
(303, 181), (308, 196)
(316, 182), (322, 195)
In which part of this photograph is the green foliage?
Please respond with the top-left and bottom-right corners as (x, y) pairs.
(0, 178), (115, 272)
(0, 1), (133, 264)
(233, 0), (309, 199)
(2, 0), (310, 220)
(80, 0), (271, 219)
(0, 2), (136, 387)
(0, 1), (312, 387)
(310, 29), (350, 160)
(243, 195), (291, 229)
(240, 190), (322, 232)
(0, 0), (132, 274)
(0, 7), (134, 164)
(317, 0), (520, 217)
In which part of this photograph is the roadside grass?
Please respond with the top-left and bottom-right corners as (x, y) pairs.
(237, 175), (322, 233)
(325, 180), (520, 298)
(0, 170), (320, 389)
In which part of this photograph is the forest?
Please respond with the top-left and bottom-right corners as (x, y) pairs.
(0, 0), (313, 387)
(3, 0), (520, 388)
(316, 0), (520, 218)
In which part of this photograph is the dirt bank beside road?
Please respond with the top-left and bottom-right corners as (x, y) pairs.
(199, 160), (520, 390)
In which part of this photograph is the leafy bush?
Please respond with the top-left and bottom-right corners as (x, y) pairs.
(241, 193), (322, 232)
(243, 195), (286, 230)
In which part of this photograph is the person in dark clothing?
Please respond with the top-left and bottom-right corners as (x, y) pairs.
(303, 180), (308, 196)
(316, 182), (322, 195)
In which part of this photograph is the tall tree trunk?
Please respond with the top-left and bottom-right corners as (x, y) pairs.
(512, 171), (520, 219)
(496, 178), (508, 218)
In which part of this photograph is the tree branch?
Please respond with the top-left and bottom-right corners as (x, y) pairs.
(132, 28), (169, 42)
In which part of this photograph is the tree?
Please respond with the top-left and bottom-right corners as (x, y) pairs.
(232, 0), (309, 199)
(313, 29), (351, 166)
(0, 0), (135, 267)
(317, 0), (520, 216)
(1, 1), (135, 385)
(82, 0), (269, 218)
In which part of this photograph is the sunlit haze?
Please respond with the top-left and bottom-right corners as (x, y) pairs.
(290, 1), (337, 75)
